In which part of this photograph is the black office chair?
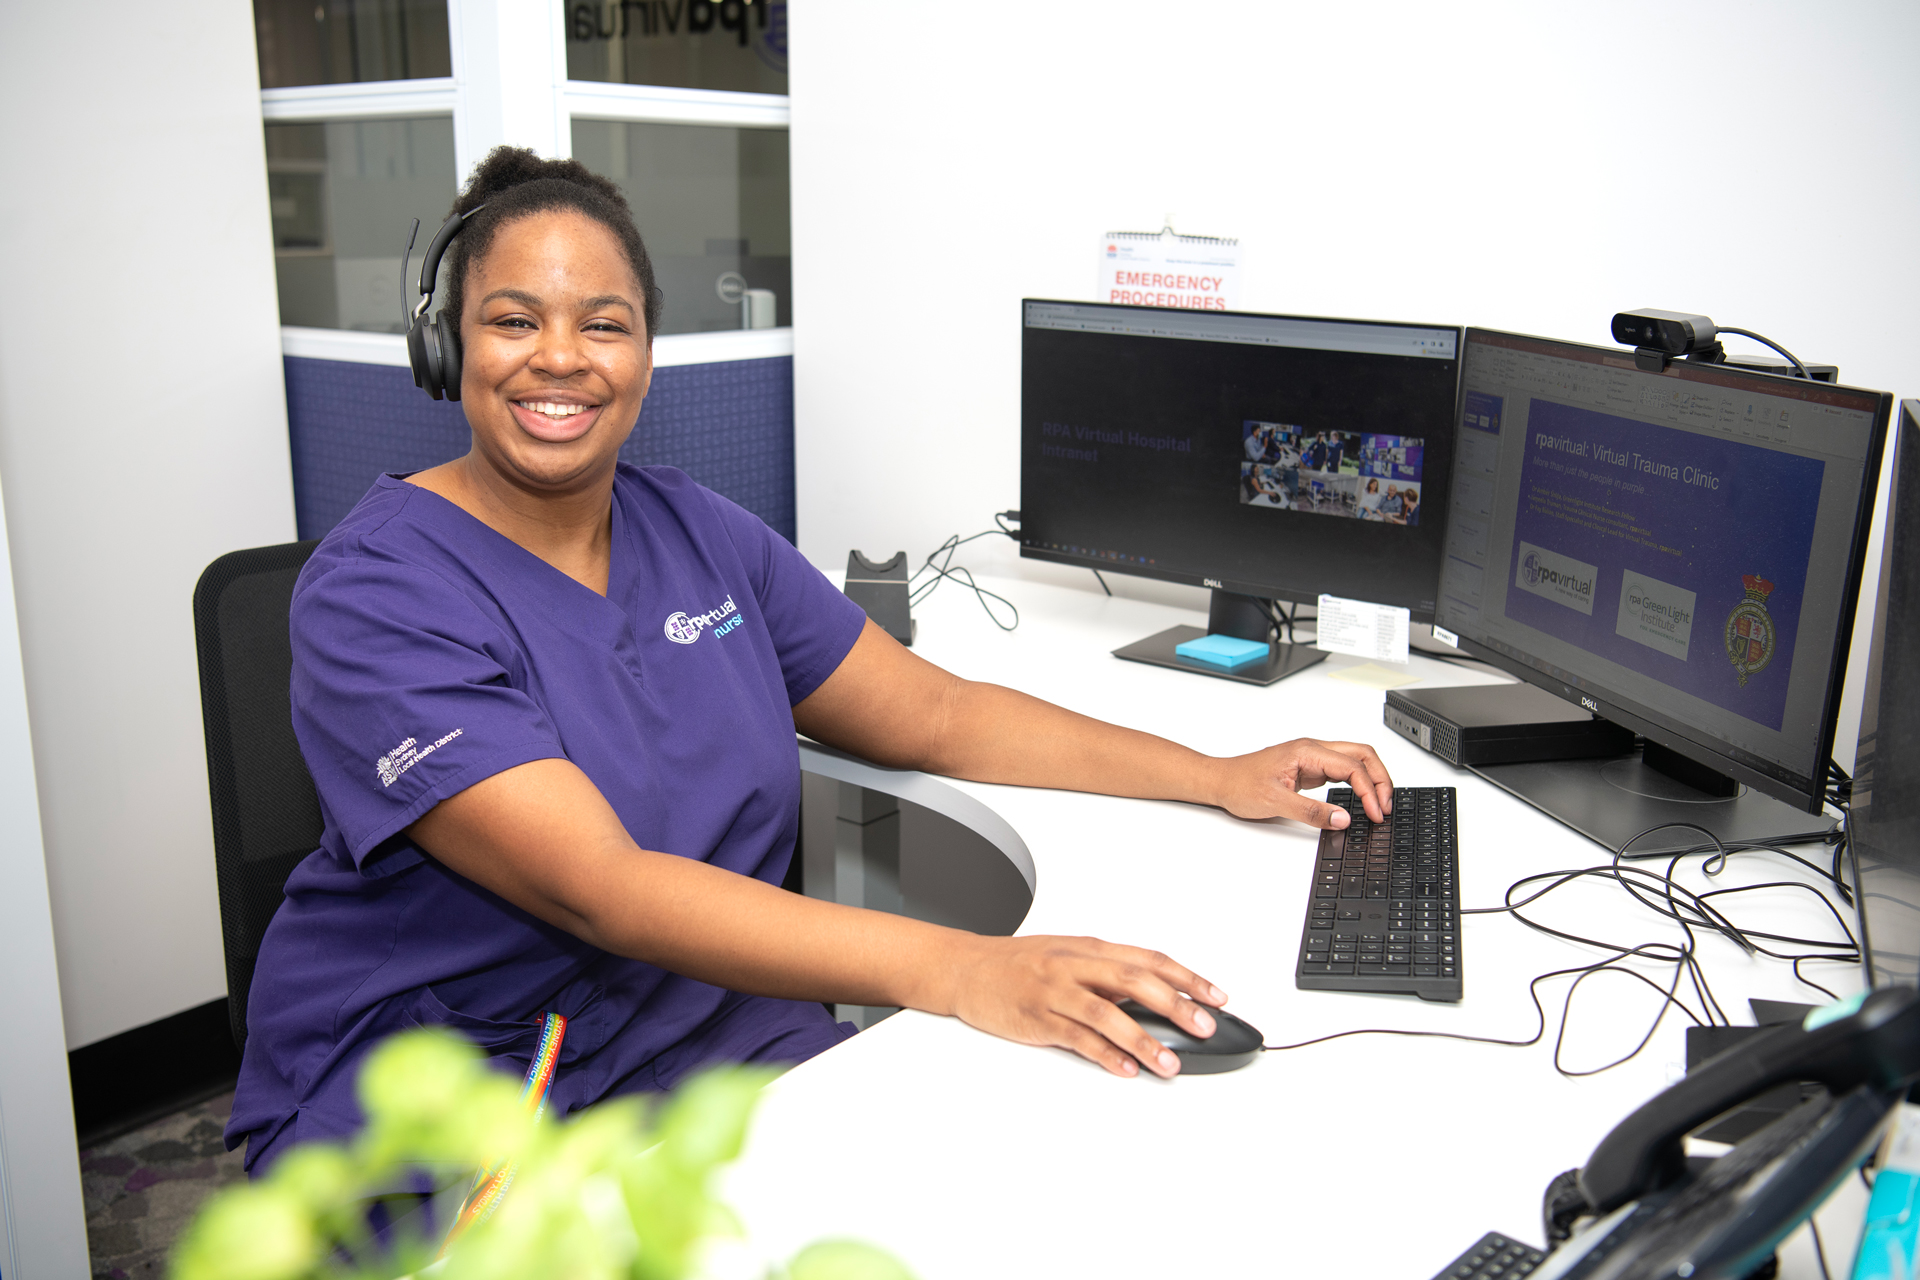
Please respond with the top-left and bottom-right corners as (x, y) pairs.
(192, 541), (323, 1051)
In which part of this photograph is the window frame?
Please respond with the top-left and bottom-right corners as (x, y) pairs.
(262, 0), (792, 366)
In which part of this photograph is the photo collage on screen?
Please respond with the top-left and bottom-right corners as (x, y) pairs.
(1237, 422), (1425, 525)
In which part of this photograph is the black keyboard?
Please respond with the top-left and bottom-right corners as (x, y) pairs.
(1293, 786), (1461, 1002)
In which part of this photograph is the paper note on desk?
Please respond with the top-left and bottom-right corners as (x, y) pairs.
(1316, 594), (1410, 664)
(1328, 662), (1421, 690)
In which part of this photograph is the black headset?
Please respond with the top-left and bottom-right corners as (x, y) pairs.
(402, 205), (484, 401)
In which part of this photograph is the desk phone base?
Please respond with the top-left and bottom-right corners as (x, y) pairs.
(1294, 786), (1461, 1002)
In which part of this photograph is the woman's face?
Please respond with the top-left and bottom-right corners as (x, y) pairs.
(458, 209), (652, 494)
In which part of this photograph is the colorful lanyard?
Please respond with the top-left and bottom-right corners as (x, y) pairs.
(438, 1010), (568, 1254)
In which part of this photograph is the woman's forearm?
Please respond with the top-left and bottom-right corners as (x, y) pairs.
(919, 679), (1225, 807)
(412, 758), (973, 1010)
(408, 756), (1229, 1080)
(795, 618), (1394, 826)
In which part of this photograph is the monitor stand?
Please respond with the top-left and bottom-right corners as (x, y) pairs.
(1469, 739), (1834, 856)
(1112, 589), (1328, 687)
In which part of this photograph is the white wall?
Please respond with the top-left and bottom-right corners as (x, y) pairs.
(0, 0), (297, 1048)
(789, 0), (1920, 761)
(0, 488), (85, 1280)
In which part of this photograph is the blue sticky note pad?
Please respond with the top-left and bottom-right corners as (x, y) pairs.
(1175, 633), (1271, 670)
(1854, 1168), (1920, 1279)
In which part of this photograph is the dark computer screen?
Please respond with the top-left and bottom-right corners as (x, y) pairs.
(1435, 328), (1892, 812)
(1019, 300), (1462, 619)
(1853, 400), (1920, 987)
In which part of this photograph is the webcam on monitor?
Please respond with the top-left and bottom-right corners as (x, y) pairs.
(1611, 307), (1835, 381)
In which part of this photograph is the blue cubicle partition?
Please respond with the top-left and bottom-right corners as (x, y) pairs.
(283, 353), (798, 543)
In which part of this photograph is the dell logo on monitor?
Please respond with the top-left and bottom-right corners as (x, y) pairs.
(1204, 578), (1223, 588)
(1580, 696), (1599, 712)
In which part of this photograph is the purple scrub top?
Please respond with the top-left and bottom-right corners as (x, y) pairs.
(226, 464), (866, 1171)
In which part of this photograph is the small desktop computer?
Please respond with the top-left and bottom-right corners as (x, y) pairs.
(1851, 399), (1920, 990)
(1432, 328), (1893, 854)
(1018, 299), (1463, 685)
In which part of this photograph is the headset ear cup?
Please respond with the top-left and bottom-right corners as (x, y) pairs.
(414, 319), (448, 400)
(438, 311), (462, 402)
(406, 318), (433, 393)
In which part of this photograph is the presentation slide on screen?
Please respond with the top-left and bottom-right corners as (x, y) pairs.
(1503, 400), (1825, 730)
(1238, 421), (1425, 524)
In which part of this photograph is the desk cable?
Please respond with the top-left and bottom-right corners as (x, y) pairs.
(906, 513), (1023, 631)
(1259, 820), (1860, 1077)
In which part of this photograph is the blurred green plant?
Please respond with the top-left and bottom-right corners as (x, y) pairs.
(169, 1029), (913, 1280)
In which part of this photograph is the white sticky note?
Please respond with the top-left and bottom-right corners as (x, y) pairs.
(1316, 594), (1411, 664)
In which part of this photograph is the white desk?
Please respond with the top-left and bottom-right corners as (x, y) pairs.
(720, 571), (1867, 1279)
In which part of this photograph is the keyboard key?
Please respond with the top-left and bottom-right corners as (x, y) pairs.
(1301, 961), (1354, 975)
(1357, 963), (1410, 976)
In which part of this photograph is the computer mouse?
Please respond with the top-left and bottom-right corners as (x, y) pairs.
(1117, 999), (1265, 1075)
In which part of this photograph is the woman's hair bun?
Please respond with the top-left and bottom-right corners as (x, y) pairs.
(442, 145), (661, 339)
(455, 147), (626, 215)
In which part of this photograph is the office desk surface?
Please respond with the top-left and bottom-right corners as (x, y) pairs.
(719, 572), (1865, 1279)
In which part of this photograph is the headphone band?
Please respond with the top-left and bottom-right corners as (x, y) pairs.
(415, 203), (486, 314)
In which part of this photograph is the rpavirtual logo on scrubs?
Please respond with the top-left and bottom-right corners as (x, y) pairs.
(663, 595), (740, 645)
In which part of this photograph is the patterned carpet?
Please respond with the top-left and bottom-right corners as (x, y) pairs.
(81, 1092), (247, 1278)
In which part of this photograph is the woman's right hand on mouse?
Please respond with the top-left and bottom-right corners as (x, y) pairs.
(931, 934), (1226, 1079)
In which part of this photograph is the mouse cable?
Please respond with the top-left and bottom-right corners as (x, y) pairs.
(907, 528), (1019, 630)
(1267, 848), (1863, 1071)
(1260, 941), (1709, 1078)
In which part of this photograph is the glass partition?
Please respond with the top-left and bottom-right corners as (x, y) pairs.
(566, 0), (787, 94)
(571, 119), (791, 335)
(266, 117), (458, 331)
(254, 0), (452, 89)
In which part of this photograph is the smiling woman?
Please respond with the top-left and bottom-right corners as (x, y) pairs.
(225, 147), (1399, 1180)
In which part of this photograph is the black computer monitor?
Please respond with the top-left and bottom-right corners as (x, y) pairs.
(1853, 400), (1920, 988)
(1433, 328), (1892, 853)
(1019, 299), (1463, 684)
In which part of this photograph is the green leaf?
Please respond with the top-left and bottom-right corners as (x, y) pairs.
(787, 1239), (918, 1280)
(654, 1067), (777, 1171)
(169, 1184), (318, 1280)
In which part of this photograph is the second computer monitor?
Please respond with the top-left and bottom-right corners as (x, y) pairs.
(1020, 300), (1463, 619)
(1435, 328), (1891, 845)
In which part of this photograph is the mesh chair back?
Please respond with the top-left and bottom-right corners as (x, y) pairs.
(192, 541), (323, 1050)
